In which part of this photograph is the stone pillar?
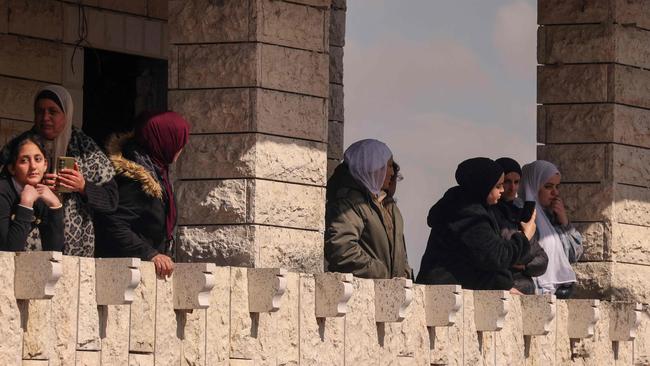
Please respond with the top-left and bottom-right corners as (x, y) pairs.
(170, 0), (331, 273)
(328, 0), (346, 177)
(537, 0), (650, 302)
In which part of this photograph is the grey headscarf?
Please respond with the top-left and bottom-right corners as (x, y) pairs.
(343, 139), (392, 196)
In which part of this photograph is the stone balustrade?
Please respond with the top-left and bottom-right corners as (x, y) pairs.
(0, 251), (647, 365)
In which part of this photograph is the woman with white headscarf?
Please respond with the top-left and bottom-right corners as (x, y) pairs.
(519, 160), (583, 298)
(325, 139), (412, 279)
(1, 85), (118, 256)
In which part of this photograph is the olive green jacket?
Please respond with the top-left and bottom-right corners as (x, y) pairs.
(325, 165), (412, 279)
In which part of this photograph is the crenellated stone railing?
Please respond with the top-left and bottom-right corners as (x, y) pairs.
(0, 251), (647, 365)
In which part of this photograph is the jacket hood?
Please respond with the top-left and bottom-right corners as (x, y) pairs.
(326, 163), (368, 201)
(427, 186), (491, 228)
(105, 132), (163, 199)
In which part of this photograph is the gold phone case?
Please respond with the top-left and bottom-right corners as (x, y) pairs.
(55, 156), (75, 193)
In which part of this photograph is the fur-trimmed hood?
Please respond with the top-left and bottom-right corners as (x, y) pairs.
(105, 132), (163, 199)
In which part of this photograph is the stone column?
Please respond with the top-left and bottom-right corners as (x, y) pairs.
(537, 0), (650, 302)
(170, 0), (331, 273)
(328, 0), (346, 177)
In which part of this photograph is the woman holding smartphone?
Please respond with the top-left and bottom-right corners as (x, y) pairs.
(518, 160), (583, 298)
(0, 133), (64, 251)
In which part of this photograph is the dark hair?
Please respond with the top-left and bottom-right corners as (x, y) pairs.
(34, 90), (64, 113)
(1, 133), (49, 177)
(392, 161), (403, 182)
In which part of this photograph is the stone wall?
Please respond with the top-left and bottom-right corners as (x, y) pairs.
(0, 251), (646, 365)
(0, 0), (167, 142)
(537, 0), (650, 303)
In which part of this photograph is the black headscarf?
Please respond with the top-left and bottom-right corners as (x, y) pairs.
(455, 157), (504, 203)
(495, 157), (522, 176)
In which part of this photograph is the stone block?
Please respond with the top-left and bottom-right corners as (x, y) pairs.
(299, 274), (345, 365)
(75, 351), (100, 366)
(175, 179), (247, 225)
(256, 89), (328, 141)
(374, 278), (413, 323)
(173, 262), (216, 309)
(260, 43), (329, 98)
(635, 305), (650, 365)
(8, 0), (62, 40)
(614, 183), (650, 227)
(557, 300), (616, 365)
(99, 304), (131, 366)
(612, 144), (650, 187)
(327, 158), (338, 179)
(327, 120), (344, 161)
(537, 144), (607, 182)
(255, 225), (324, 273)
(95, 257), (141, 305)
(21, 299), (53, 360)
(493, 294), (525, 365)
(611, 222), (650, 266)
(77, 258), (100, 351)
(62, 46), (84, 88)
(147, 0), (166, 19)
(473, 290), (509, 332)
(129, 261), (155, 353)
(0, 76), (44, 121)
(328, 83), (344, 122)
(561, 183), (612, 222)
(274, 271), (300, 366)
(344, 278), (379, 365)
(254, 134), (327, 185)
(289, 0), (331, 7)
(257, 0), (328, 52)
(168, 46), (178, 89)
(169, 0), (249, 44)
(0, 253), (23, 366)
(428, 299), (463, 366)
(538, 0), (650, 29)
(423, 284), (461, 327)
(178, 43), (258, 89)
(0, 34), (62, 83)
(180, 309), (207, 366)
(0, 119), (32, 144)
(124, 16), (144, 54)
(520, 294), (556, 336)
(154, 275), (181, 365)
(14, 251), (62, 299)
(613, 64), (650, 110)
(177, 225), (255, 267)
(129, 353), (153, 366)
(0, 0), (7, 33)
(143, 19), (163, 57)
(329, 46), (344, 84)
(537, 64), (608, 104)
(248, 268), (287, 313)
(609, 302), (642, 341)
(206, 266), (230, 366)
(229, 360), (254, 366)
(329, 8), (345, 46)
(50, 256), (79, 366)
(22, 361), (48, 366)
(314, 272), (353, 317)
(461, 290), (485, 365)
(574, 262), (650, 302)
(574, 222), (606, 261)
(99, 0), (146, 15)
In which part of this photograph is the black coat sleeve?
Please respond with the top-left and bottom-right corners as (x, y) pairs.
(83, 178), (119, 214)
(35, 200), (64, 252)
(455, 215), (531, 272)
(99, 179), (158, 260)
(523, 235), (549, 277)
(0, 192), (34, 251)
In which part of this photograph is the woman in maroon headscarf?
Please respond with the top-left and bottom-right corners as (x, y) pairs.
(95, 111), (189, 277)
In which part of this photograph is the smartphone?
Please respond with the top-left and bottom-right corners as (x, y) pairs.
(520, 201), (536, 223)
(55, 156), (76, 193)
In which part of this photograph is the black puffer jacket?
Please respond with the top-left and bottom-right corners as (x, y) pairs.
(416, 186), (530, 290)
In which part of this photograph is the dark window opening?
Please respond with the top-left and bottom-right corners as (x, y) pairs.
(82, 48), (167, 148)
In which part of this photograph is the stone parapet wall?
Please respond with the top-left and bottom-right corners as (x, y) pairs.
(0, 251), (646, 365)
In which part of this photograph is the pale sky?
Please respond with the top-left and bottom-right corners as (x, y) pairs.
(343, 0), (538, 273)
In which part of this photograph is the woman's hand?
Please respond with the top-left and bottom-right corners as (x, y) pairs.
(57, 163), (86, 195)
(35, 184), (62, 208)
(551, 197), (569, 226)
(520, 209), (537, 241)
(19, 185), (39, 208)
(152, 254), (174, 277)
(511, 264), (525, 271)
(509, 287), (524, 295)
(42, 173), (57, 191)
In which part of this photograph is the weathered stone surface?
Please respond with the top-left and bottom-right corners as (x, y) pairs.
(635, 305), (650, 366)
(566, 299), (600, 339)
(147, 0), (166, 19)
(63, 46), (84, 88)
(556, 300), (615, 365)
(178, 43), (257, 89)
(177, 225), (255, 266)
(22, 361), (48, 366)
(99, 0), (146, 15)
(331, 0), (346, 10)
(0, 118), (33, 144)
(561, 183), (612, 222)
(288, 0), (331, 7)
(374, 278), (413, 323)
(614, 183), (650, 227)
(473, 290), (509, 332)
(129, 261), (155, 353)
(424, 285), (462, 327)
(258, 0), (328, 52)
(254, 134), (327, 185)
(0, 76), (43, 121)
(314, 273), (352, 318)
(143, 19), (163, 57)
(539, 0), (650, 30)
(249, 179), (326, 231)
(168, 46), (178, 89)
(174, 263), (216, 310)
(51, 256), (79, 366)
(329, 8), (345, 46)
(299, 274), (345, 365)
(521, 295), (556, 336)
(176, 179), (247, 225)
(248, 268), (287, 313)
(95, 257), (141, 305)
(461, 290), (486, 365)
(124, 15), (144, 54)
(611, 222), (650, 265)
(76, 351), (100, 366)
(429, 310), (463, 366)
(328, 121), (343, 160)
(154, 276), (181, 365)
(0, 0), (7, 33)
(21, 299), (53, 360)
(0, 34), (62, 83)
(100, 304), (131, 366)
(494, 294), (525, 365)
(77, 257), (100, 351)
(169, 0), (249, 43)
(8, 0), (62, 40)
(573, 222), (606, 261)
(609, 302), (642, 341)
(344, 278), (379, 365)
(206, 266), (230, 366)
(274, 272), (300, 366)
(328, 83), (344, 122)
(537, 144), (607, 182)
(537, 64), (608, 104)
(574, 262), (650, 302)
(14, 251), (62, 300)
(327, 158), (339, 179)
(256, 89), (328, 141)
(613, 64), (650, 110)
(329, 46), (344, 84)
(129, 353), (153, 366)
(260, 43), (329, 98)
(180, 309), (206, 366)
(525, 300), (556, 365)
(255, 225), (324, 273)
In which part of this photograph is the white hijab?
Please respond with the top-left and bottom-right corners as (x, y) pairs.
(343, 139), (392, 196)
(35, 85), (74, 165)
(519, 160), (576, 294)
